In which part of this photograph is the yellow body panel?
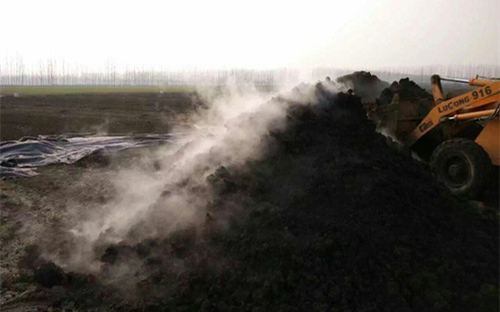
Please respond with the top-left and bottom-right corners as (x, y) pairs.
(475, 119), (500, 166)
(405, 81), (500, 146)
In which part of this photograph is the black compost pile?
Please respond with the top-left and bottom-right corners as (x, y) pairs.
(21, 81), (498, 312)
(378, 77), (433, 106)
(337, 71), (390, 102)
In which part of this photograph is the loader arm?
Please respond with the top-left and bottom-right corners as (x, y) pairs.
(405, 77), (500, 146)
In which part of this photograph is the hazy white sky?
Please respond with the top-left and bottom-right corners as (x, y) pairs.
(0, 0), (498, 69)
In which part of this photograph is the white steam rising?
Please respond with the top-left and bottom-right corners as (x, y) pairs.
(47, 79), (333, 273)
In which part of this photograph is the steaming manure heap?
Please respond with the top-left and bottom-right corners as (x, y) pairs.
(336, 71), (390, 102)
(22, 79), (498, 311)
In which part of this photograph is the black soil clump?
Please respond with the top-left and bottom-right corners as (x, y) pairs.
(337, 71), (390, 102)
(378, 77), (433, 106)
(397, 77), (433, 100)
(29, 81), (498, 311)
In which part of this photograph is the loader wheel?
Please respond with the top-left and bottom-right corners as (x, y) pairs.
(430, 138), (491, 199)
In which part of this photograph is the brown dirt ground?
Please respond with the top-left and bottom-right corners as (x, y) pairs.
(0, 92), (198, 311)
(0, 92), (201, 141)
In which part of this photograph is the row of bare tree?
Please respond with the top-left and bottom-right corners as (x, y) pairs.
(1, 56), (498, 86)
(0, 66), (299, 86)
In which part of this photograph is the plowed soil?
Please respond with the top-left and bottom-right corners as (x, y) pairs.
(0, 92), (202, 140)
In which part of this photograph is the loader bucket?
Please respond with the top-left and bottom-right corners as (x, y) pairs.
(367, 96), (433, 142)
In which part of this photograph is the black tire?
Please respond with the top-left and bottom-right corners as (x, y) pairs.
(430, 138), (492, 199)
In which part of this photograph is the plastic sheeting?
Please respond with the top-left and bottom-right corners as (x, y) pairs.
(0, 134), (178, 179)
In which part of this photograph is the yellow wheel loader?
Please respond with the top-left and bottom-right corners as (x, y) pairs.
(381, 75), (500, 198)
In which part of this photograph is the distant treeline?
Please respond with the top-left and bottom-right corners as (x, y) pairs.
(0, 65), (299, 86)
(1, 57), (498, 86)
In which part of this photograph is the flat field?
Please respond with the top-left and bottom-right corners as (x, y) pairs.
(0, 89), (202, 141)
(0, 85), (196, 96)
